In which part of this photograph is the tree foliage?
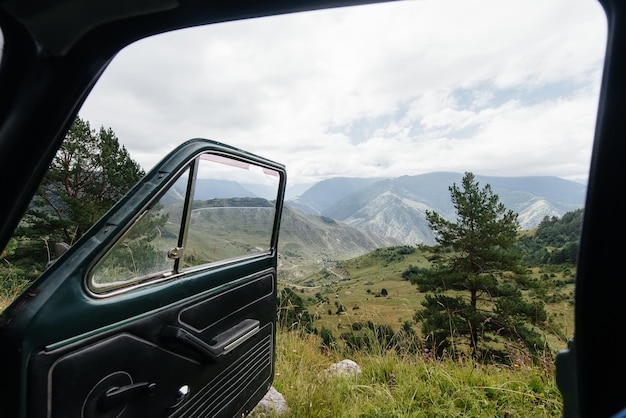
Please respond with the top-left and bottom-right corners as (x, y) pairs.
(7, 117), (145, 281)
(413, 172), (548, 363)
(517, 208), (583, 265)
(28, 117), (144, 243)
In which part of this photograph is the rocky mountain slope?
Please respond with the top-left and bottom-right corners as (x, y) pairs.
(276, 205), (400, 280)
(287, 172), (586, 245)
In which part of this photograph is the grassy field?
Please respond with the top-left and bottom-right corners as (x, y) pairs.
(273, 330), (563, 417)
(279, 247), (575, 354)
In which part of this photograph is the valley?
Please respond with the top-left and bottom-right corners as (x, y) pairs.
(278, 245), (575, 354)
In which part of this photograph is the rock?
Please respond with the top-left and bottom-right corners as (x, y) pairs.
(249, 386), (289, 417)
(325, 359), (362, 377)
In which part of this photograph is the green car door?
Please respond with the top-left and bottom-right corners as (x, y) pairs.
(0, 138), (286, 418)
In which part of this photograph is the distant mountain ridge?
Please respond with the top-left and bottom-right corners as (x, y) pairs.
(287, 177), (385, 214)
(276, 205), (400, 280)
(286, 172), (586, 245)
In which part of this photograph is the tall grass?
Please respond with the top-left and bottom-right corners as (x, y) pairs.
(0, 265), (30, 312)
(272, 330), (563, 417)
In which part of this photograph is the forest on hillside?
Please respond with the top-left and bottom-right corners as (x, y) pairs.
(517, 209), (583, 265)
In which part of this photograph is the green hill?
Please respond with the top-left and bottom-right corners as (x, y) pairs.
(278, 245), (575, 354)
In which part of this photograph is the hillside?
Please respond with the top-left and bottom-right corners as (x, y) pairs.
(277, 205), (400, 281)
(279, 245), (575, 354)
(287, 172), (586, 245)
(287, 177), (386, 214)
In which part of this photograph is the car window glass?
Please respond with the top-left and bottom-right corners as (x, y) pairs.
(88, 152), (281, 294)
(89, 168), (189, 292)
(183, 153), (280, 268)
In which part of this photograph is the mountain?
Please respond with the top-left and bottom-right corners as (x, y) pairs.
(286, 172), (586, 245)
(287, 177), (387, 215)
(193, 179), (279, 200)
(192, 179), (259, 199)
(285, 182), (316, 200)
(277, 205), (400, 280)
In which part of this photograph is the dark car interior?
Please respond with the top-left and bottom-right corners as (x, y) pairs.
(0, 0), (625, 416)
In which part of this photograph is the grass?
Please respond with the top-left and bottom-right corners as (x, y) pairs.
(272, 246), (573, 416)
(272, 330), (564, 417)
(0, 265), (30, 312)
(282, 247), (575, 354)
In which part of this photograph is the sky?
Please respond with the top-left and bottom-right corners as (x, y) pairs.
(78, 0), (608, 191)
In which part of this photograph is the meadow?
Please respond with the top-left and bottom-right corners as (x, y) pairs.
(280, 246), (575, 355)
(272, 330), (563, 417)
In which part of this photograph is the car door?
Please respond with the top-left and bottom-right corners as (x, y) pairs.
(0, 138), (286, 418)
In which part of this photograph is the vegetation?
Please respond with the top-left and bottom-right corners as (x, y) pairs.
(23, 116), (144, 244)
(277, 287), (316, 333)
(407, 172), (548, 362)
(253, 219), (573, 415)
(518, 209), (583, 265)
(0, 239), (30, 311)
(273, 329), (562, 417)
(1, 117), (144, 305)
(273, 202), (575, 415)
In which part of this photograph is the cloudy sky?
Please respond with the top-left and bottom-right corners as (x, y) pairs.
(79, 0), (607, 191)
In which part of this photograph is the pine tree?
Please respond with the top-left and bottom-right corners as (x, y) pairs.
(12, 117), (145, 278)
(413, 172), (548, 363)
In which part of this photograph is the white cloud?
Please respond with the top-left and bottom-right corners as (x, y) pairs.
(79, 0), (607, 187)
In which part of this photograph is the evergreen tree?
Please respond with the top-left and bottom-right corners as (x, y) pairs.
(413, 172), (548, 363)
(11, 117), (145, 278)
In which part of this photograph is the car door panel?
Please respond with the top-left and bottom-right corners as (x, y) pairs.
(27, 268), (276, 417)
(0, 138), (286, 417)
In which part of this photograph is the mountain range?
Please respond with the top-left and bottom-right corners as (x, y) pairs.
(286, 172), (586, 246)
(277, 204), (398, 269)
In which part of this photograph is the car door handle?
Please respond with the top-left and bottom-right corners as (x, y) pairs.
(98, 382), (156, 411)
(161, 319), (260, 361)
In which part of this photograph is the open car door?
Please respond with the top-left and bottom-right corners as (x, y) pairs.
(0, 138), (286, 418)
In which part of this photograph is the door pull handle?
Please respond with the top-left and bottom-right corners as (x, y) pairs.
(161, 319), (260, 362)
